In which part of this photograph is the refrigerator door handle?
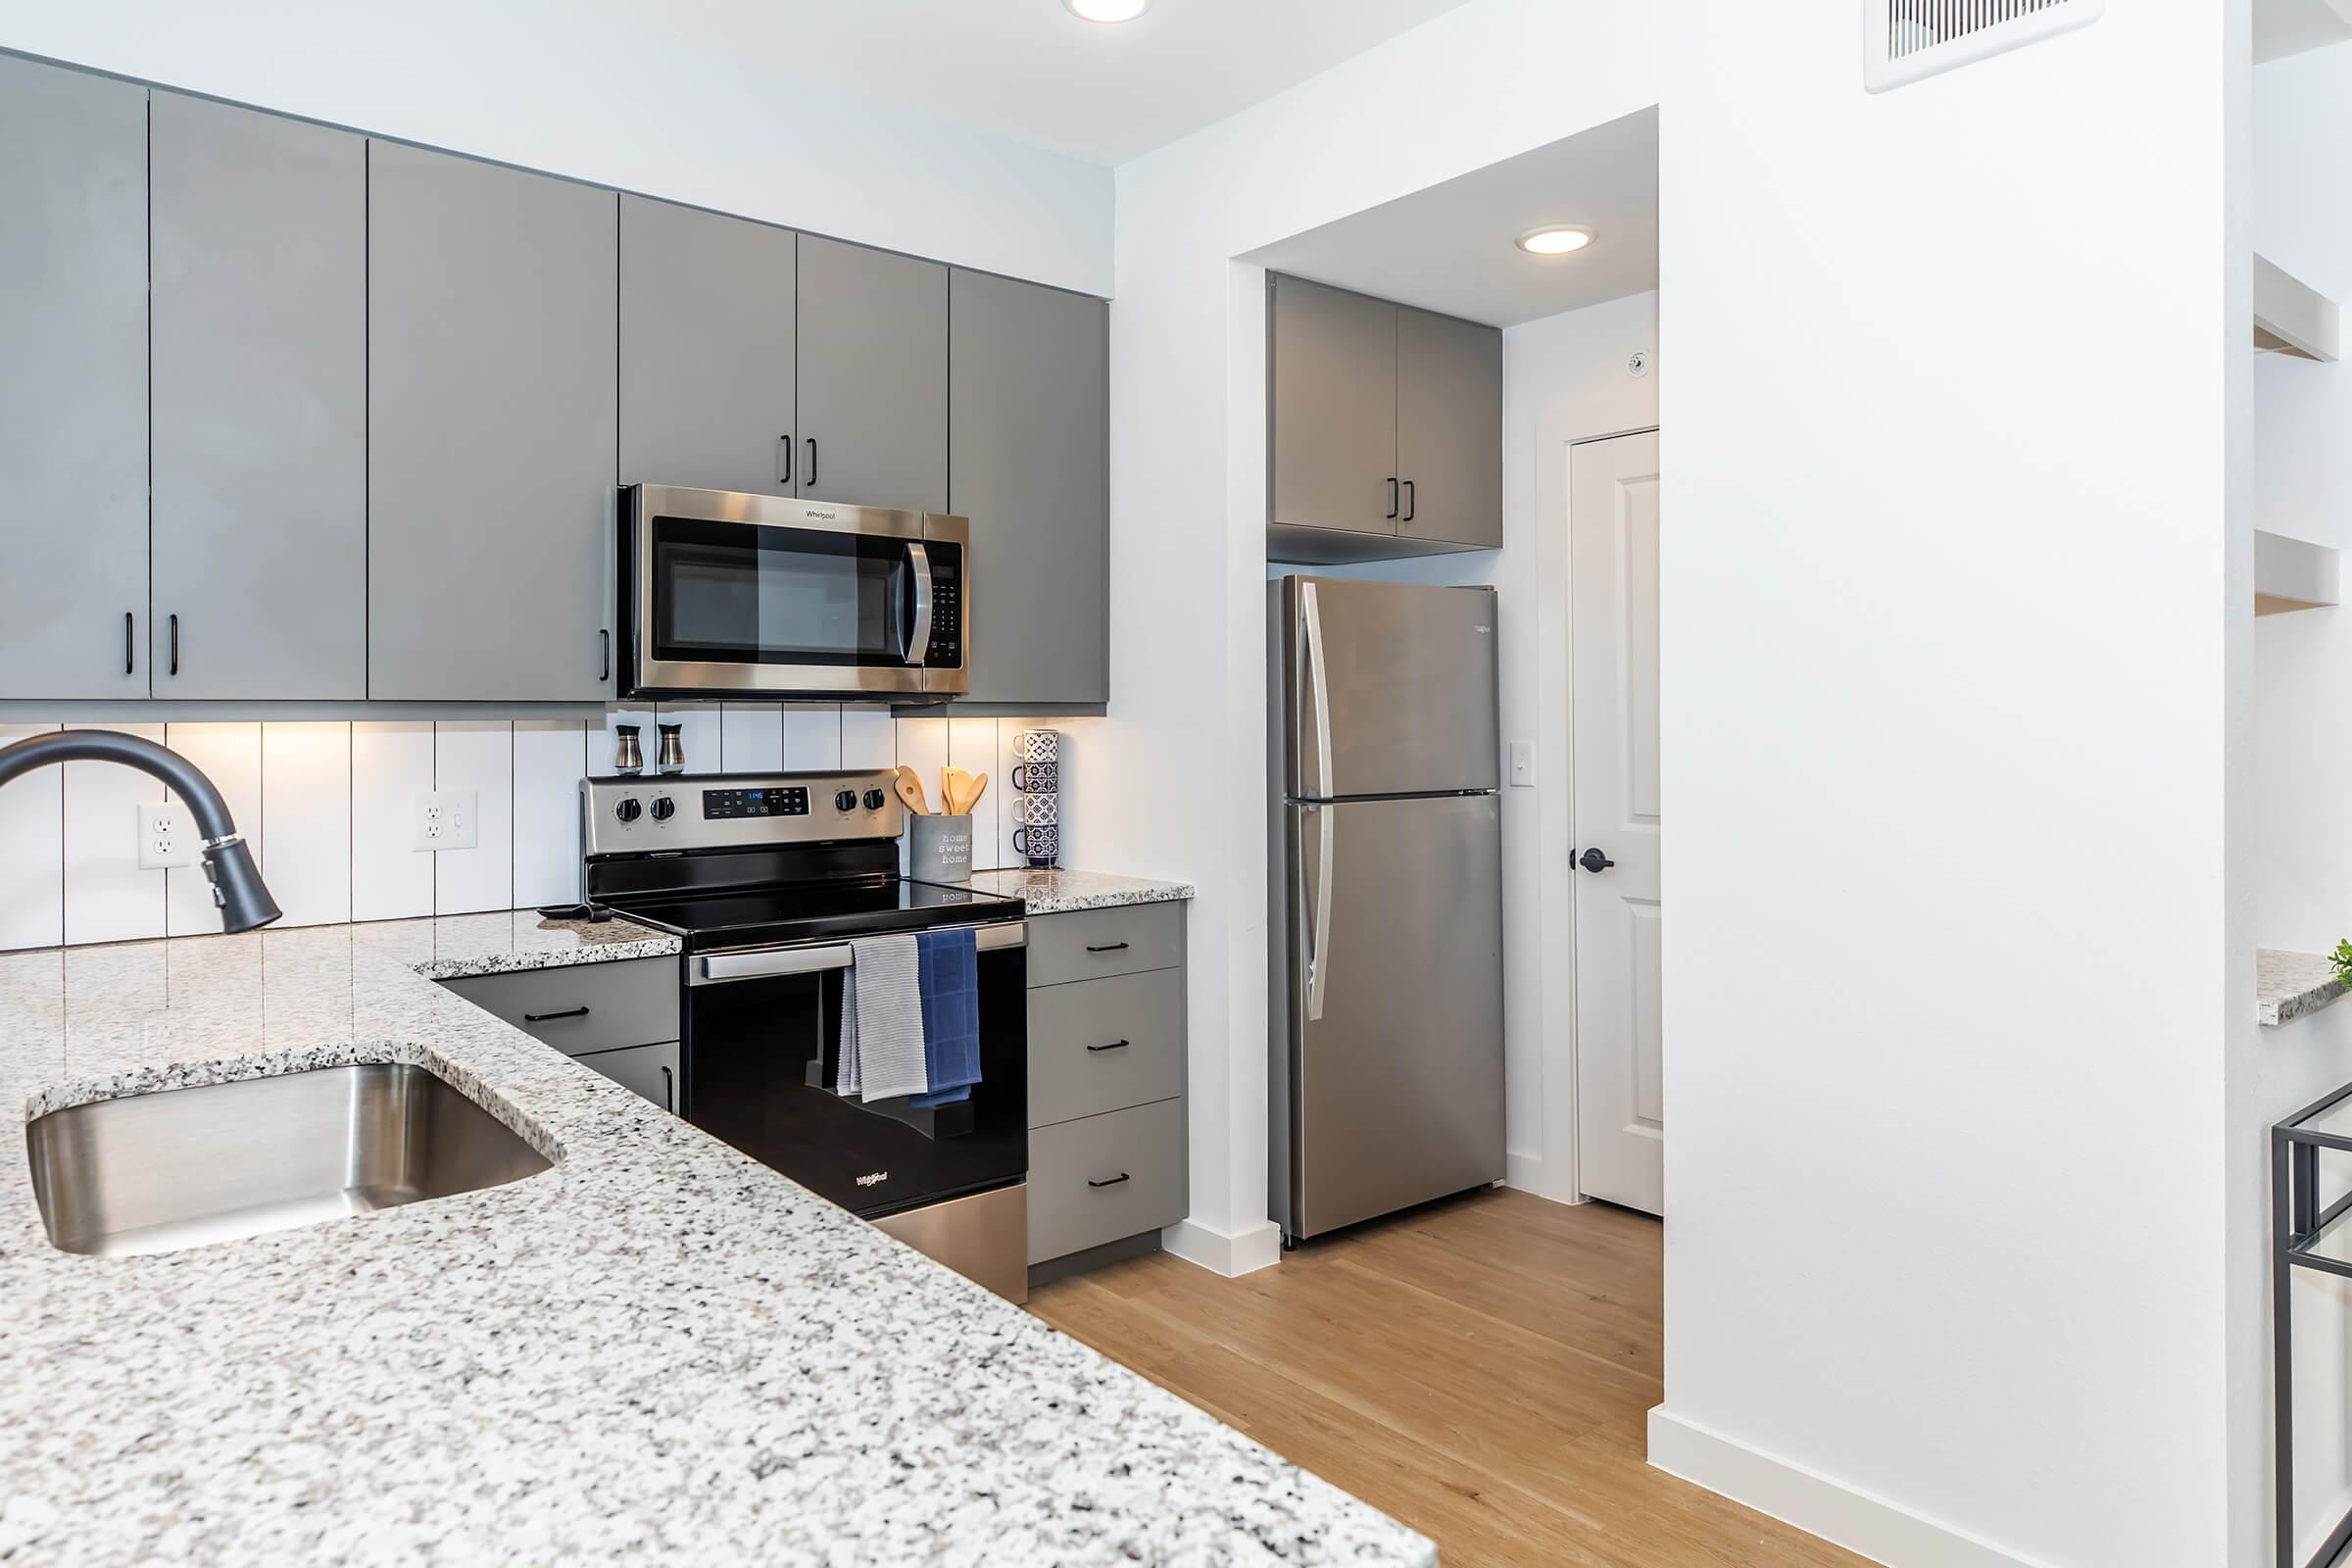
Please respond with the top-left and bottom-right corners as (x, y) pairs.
(1300, 581), (1334, 801)
(1303, 803), (1334, 1020)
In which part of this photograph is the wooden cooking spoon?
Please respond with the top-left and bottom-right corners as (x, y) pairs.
(894, 764), (930, 815)
(941, 766), (976, 816)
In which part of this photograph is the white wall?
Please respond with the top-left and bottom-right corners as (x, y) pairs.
(0, 0), (1110, 295)
(0, 710), (1077, 952)
(1071, 0), (1661, 1276)
(1653, 6), (2248, 1568)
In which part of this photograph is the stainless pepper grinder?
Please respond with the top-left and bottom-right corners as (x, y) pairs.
(657, 722), (686, 775)
(612, 723), (644, 776)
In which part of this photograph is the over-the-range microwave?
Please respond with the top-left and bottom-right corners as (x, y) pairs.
(618, 484), (968, 700)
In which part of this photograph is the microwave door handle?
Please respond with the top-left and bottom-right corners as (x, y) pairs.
(905, 541), (933, 669)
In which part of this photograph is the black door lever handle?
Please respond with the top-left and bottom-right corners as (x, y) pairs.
(1578, 848), (1616, 873)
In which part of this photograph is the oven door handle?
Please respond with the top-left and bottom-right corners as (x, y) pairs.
(690, 919), (1026, 985)
(905, 541), (934, 669)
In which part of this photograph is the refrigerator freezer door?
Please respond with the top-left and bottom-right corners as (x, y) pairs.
(1285, 792), (1502, 1238)
(1283, 576), (1499, 800)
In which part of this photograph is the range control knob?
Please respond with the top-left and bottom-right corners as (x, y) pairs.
(835, 789), (859, 812)
(649, 796), (676, 822)
(613, 798), (643, 824)
(863, 788), (888, 811)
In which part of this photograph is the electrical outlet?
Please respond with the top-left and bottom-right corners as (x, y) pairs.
(410, 790), (480, 853)
(134, 801), (199, 870)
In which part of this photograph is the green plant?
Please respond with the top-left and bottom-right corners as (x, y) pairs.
(2330, 939), (2352, 991)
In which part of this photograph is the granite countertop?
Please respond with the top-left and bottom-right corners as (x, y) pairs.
(2261, 948), (2348, 1027)
(0, 911), (1429, 1568)
(961, 867), (1195, 915)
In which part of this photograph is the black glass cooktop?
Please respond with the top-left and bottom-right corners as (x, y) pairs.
(608, 877), (1021, 951)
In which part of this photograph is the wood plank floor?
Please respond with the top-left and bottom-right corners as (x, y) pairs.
(1027, 1188), (1876, 1568)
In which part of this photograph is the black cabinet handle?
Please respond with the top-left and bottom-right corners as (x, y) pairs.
(1402, 479), (1416, 523)
(1087, 1172), (1132, 1189)
(806, 437), (817, 487)
(1086, 1039), (1131, 1054)
(600, 629), (611, 683)
(168, 613), (179, 677)
(1085, 942), (1130, 954)
(523, 1005), (590, 1022)
(123, 612), (134, 675)
(1386, 477), (1398, 520)
(778, 434), (793, 485)
(660, 1064), (674, 1113)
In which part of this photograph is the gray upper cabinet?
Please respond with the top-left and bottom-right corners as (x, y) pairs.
(0, 58), (149, 699)
(1396, 305), (1503, 551)
(619, 196), (797, 496)
(1269, 274), (1398, 545)
(368, 143), (617, 701)
(950, 270), (1108, 707)
(1267, 273), (1501, 564)
(151, 94), (367, 699)
(796, 235), (947, 514)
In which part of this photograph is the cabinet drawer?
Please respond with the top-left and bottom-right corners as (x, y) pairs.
(577, 1040), (679, 1113)
(1028, 1098), (1185, 1264)
(1028, 968), (1184, 1128)
(440, 957), (679, 1056)
(1026, 903), (1184, 988)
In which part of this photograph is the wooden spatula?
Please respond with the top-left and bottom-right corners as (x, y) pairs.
(941, 766), (976, 816)
(894, 764), (930, 815)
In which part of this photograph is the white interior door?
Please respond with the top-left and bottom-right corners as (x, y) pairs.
(1571, 430), (1664, 1215)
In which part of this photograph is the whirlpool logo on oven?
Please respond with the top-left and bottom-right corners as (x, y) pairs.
(856, 1170), (889, 1188)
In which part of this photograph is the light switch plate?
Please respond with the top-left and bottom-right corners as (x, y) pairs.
(410, 790), (480, 853)
(133, 801), (199, 870)
(1508, 741), (1534, 788)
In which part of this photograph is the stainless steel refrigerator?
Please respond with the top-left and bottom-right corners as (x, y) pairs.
(1268, 575), (1504, 1243)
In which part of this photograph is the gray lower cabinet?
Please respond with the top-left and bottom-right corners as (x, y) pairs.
(796, 234), (947, 514)
(1024, 904), (1188, 1271)
(950, 270), (1108, 706)
(619, 195), (797, 496)
(367, 142), (616, 701)
(578, 1040), (680, 1113)
(150, 93), (367, 699)
(438, 957), (680, 1113)
(0, 57), (149, 699)
(1396, 305), (1503, 550)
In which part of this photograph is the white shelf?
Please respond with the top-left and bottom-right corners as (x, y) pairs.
(2257, 528), (2342, 615)
(2256, 255), (2340, 363)
(2257, 0), (2352, 64)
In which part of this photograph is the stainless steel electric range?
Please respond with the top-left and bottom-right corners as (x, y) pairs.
(579, 768), (1029, 1299)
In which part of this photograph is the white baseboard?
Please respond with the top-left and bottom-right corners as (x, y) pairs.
(1647, 1407), (2050, 1568)
(1506, 1149), (1546, 1194)
(1161, 1218), (1283, 1277)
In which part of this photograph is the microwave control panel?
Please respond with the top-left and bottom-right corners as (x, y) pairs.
(924, 545), (965, 669)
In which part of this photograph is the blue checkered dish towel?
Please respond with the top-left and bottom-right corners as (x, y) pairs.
(908, 927), (981, 1108)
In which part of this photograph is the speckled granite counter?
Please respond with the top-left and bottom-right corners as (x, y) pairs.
(961, 867), (1195, 914)
(0, 911), (1430, 1568)
(2261, 948), (2349, 1027)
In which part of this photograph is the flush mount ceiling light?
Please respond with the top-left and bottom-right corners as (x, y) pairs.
(1064, 0), (1151, 20)
(1516, 224), (1596, 257)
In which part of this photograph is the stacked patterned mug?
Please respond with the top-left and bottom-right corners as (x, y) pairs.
(1011, 729), (1060, 868)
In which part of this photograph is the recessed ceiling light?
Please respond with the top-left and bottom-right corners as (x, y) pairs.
(1516, 224), (1595, 257)
(1064, 0), (1150, 21)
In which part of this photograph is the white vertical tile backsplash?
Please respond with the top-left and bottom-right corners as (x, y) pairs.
(350, 721), (435, 921)
(719, 704), (784, 773)
(513, 720), (588, 908)
(897, 717), (952, 810)
(63, 722), (168, 947)
(0, 723), (64, 952)
(261, 722), (353, 928)
(780, 705), (844, 770)
(841, 706), (898, 769)
(948, 717), (1002, 869)
(432, 721), (514, 915)
(161, 722), (264, 938)
(657, 704), (723, 777)
(994, 720), (1024, 870)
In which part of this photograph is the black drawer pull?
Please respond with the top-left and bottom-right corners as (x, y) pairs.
(1086, 1039), (1130, 1054)
(1087, 1173), (1132, 1189)
(661, 1064), (674, 1113)
(523, 1005), (591, 1023)
(1085, 942), (1130, 954)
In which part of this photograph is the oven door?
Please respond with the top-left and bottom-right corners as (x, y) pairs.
(623, 484), (966, 697)
(680, 921), (1027, 1218)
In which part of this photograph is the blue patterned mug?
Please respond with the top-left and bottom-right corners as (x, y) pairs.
(1014, 729), (1060, 765)
(1013, 822), (1059, 866)
(1010, 760), (1059, 793)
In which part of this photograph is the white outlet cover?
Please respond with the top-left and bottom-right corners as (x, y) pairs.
(411, 790), (481, 853)
(134, 800), (199, 870)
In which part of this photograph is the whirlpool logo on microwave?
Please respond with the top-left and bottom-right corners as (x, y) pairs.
(856, 1170), (889, 1188)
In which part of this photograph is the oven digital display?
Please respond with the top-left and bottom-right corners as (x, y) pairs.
(703, 787), (809, 820)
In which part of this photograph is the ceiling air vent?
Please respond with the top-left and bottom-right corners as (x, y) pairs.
(1866, 0), (2103, 92)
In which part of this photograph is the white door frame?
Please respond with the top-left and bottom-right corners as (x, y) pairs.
(1530, 409), (1659, 1206)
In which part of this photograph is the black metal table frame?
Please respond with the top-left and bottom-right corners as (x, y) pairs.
(2275, 1079), (2352, 1568)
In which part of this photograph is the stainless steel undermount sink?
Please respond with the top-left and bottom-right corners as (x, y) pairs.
(25, 1062), (551, 1256)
